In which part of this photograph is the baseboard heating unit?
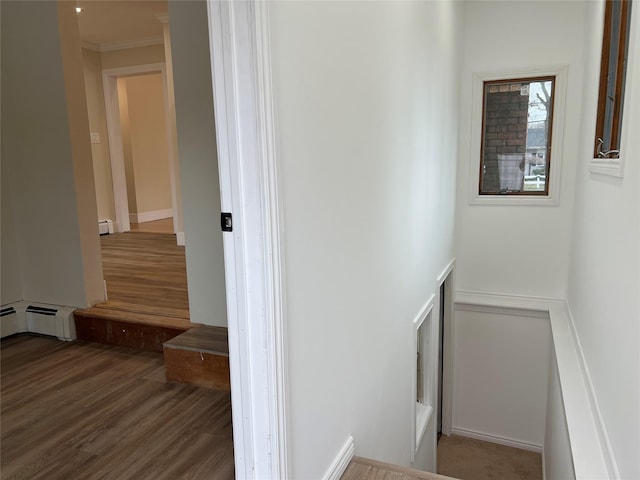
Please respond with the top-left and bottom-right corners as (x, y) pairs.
(98, 219), (114, 235)
(0, 301), (76, 340)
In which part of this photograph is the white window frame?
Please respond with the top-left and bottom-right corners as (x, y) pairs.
(468, 65), (568, 206)
(589, 0), (638, 178)
(411, 294), (435, 459)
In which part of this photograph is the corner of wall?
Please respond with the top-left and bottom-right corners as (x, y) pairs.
(322, 436), (355, 480)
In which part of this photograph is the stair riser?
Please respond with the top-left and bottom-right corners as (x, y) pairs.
(163, 347), (231, 391)
(75, 313), (187, 352)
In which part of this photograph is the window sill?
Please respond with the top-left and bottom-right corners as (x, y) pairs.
(469, 194), (559, 206)
(415, 403), (433, 452)
(589, 157), (624, 177)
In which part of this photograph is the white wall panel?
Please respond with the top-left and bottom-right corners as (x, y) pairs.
(452, 305), (551, 449)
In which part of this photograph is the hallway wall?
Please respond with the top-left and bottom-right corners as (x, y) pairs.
(82, 48), (115, 223)
(454, 0), (588, 299)
(268, 1), (463, 476)
(1, 0), (103, 308)
(565, 2), (640, 478)
(1, 157), (23, 305)
(169, 0), (227, 328)
(450, 0), (589, 454)
(119, 74), (173, 218)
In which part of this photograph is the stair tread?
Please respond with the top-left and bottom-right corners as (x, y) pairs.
(163, 325), (228, 355)
(76, 305), (191, 330)
(93, 300), (190, 321)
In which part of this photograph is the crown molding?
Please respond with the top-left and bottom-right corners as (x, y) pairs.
(81, 36), (164, 53)
(100, 36), (164, 52)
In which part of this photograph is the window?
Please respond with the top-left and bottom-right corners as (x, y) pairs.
(479, 77), (555, 196)
(594, 0), (632, 159)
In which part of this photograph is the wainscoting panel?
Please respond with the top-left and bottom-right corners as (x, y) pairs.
(452, 301), (552, 450)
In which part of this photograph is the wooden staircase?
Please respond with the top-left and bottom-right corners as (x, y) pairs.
(74, 302), (230, 391)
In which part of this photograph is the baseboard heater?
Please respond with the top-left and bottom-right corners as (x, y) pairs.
(1, 301), (76, 341)
(98, 219), (114, 236)
(1, 306), (16, 317)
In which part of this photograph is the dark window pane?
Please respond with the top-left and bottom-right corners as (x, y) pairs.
(480, 77), (554, 195)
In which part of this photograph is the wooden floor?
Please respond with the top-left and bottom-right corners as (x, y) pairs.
(100, 231), (189, 311)
(0, 334), (234, 480)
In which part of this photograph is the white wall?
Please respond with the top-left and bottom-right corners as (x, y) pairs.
(117, 77), (137, 214)
(455, 0), (588, 299)
(268, 1), (463, 476)
(450, 0), (593, 464)
(1, 0), (103, 308)
(565, 2), (640, 478)
(1, 157), (23, 305)
(120, 74), (173, 216)
(168, 0), (227, 328)
(452, 305), (551, 449)
(82, 48), (115, 222)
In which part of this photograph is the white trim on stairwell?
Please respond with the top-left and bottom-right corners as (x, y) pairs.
(322, 436), (355, 480)
(455, 291), (616, 479)
(450, 427), (542, 453)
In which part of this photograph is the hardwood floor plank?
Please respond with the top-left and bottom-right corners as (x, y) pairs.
(100, 232), (189, 311)
(164, 325), (229, 354)
(1, 335), (234, 480)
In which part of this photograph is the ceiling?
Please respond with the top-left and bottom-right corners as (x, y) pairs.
(76, 0), (168, 48)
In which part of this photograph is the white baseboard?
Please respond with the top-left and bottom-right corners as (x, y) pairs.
(129, 209), (173, 224)
(1, 301), (76, 341)
(451, 427), (542, 453)
(322, 436), (355, 480)
(176, 231), (185, 246)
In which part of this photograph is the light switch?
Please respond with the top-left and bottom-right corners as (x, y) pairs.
(90, 132), (101, 144)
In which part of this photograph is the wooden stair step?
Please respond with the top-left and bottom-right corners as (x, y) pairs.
(163, 325), (228, 355)
(74, 302), (191, 353)
(343, 457), (458, 480)
(163, 325), (230, 391)
(79, 302), (190, 329)
(94, 300), (190, 321)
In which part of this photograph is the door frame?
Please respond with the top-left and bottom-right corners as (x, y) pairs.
(436, 259), (456, 437)
(207, 1), (288, 479)
(102, 63), (179, 236)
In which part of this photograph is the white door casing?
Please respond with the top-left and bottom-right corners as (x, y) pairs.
(206, 1), (288, 479)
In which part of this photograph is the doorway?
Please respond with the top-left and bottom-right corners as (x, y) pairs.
(102, 63), (179, 237)
(116, 73), (174, 233)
